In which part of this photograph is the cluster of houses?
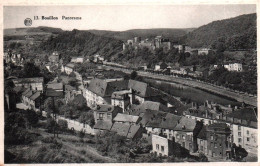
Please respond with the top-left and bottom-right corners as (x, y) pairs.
(6, 50), (257, 161)
(84, 77), (257, 160)
(214, 63), (243, 72)
(4, 51), (25, 66)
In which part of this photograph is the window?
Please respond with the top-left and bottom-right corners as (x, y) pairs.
(214, 143), (217, 148)
(210, 135), (214, 140)
(238, 126), (241, 130)
(238, 138), (242, 143)
(99, 113), (104, 120)
(161, 146), (164, 152)
(220, 143), (222, 147)
(238, 132), (241, 136)
(156, 144), (159, 150)
(247, 130), (249, 135)
(247, 137), (250, 142)
(176, 134), (180, 139)
(182, 135), (186, 140)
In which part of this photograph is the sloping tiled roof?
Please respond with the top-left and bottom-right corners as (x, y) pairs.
(66, 63), (75, 69)
(13, 77), (43, 84)
(174, 117), (197, 132)
(111, 90), (130, 99)
(226, 108), (257, 122)
(24, 90), (34, 98)
(13, 86), (25, 93)
(94, 121), (113, 130)
(29, 91), (41, 101)
(87, 79), (128, 97)
(160, 113), (182, 130)
(22, 88), (31, 96)
(113, 113), (140, 123)
(127, 125), (141, 139)
(47, 83), (63, 90)
(128, 80), (157, 98)
(110, 122), (131, 137)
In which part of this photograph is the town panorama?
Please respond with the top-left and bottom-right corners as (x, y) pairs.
(4, 6), (257, 163)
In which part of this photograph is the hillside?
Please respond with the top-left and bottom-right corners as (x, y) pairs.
(37, 29), (123, 60)
(4, 26), (63, 36)
(182, 13), (256, 50)
(87, 28), (194, 41)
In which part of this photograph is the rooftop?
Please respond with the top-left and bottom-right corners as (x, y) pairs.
(13, 77), (44, 84)
(93, 121), (113, 130)
(95, 104), (122, 113)
(110, 122), (130, 137)
(87, 78), (128, 97)
(174, 117), (197, 132)
(113, 113), (140, 123)
(29, 91), (41, 101)
(47, 82), (63, 90)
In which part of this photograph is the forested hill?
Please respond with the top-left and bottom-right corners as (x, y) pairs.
(182, 13), (256, 50)
(38, 29), (123, 59)
(87, 28), (194, 41)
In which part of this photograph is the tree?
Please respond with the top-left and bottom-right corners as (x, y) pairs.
(231, 143), (248, 161)
(58, 119), (68, 132)
(23, 62), (41, 77)
(79, 111), (95, 127)
(25, 109), (39, 128)
(46, 117), (59, 137)
(130, 71), (138, 80)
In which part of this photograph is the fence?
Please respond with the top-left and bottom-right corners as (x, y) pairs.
(42, 111), (95, 135)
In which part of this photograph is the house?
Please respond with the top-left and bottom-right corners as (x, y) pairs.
(71, 56), (84, 63)
(154, 62), (168, 71)
(110, 122), (143, 140)
(13, 86), (26, 103)
(22, 89), (42, 111)
(48, 52), (60, 64)
(111, 90), (131, 111)
(184, 101), (234, 125)
(93, 55), (105, 63)
(226, 108), (257, 153)
(46, 82), (63, 92)
(146, 113), (181, 140)
(198, 48), (213, 55)
(152, 134), (174, 156)
(113, 113), (141, 125)
(12, 77), (44, 92)
(93, 121), (113, 135)
(128, 80), (159, 104)
(85, 79), (128, 107)
(64, 63), (75, 75)
(173, 117), (197, 152)
(206, 123), (232, 159)
(173, 44), (185, 53)
(93, 104), (122, 123)
(224, 63), (243, 72)
(197, 126), (208, 154)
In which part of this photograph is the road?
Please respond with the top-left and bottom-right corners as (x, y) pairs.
(104, 65), (257, 107)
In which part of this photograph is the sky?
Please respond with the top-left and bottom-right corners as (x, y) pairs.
(4, 5), (256, 31)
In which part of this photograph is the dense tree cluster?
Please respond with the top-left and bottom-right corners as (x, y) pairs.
(183, 13), (256, 50)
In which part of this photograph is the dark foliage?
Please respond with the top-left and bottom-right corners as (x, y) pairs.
(182, 13), (256, 50)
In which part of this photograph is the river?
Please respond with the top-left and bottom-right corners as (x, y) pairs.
(144, 78), (242, 106)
